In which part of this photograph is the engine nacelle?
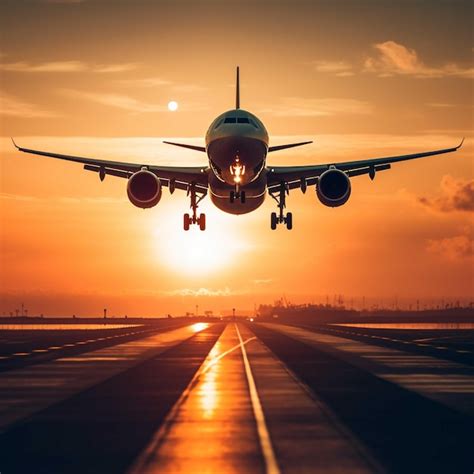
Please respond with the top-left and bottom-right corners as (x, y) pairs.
(316, 168), (351, 207)
(127, 170), (162, 209)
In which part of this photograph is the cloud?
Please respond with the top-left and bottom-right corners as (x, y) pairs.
(426, 103), (456, 108)
(0, 92), (58, 118)
(92, 63), (138, 73)
(364, 41), (474, 79)
(0, 60), (137, 73)
(63, 89), (207, 113)
(427, 234), (473, 260)
(252, 279), (273, 285)
(165, 288), (234, 297)
(42, 0), (86, 3)
(313, 60), (354, 77)
(258, 97), (372, 117)
(63, 89), (168, 113)
(117, 77), (172, 87)
(117, 78), (206, 93)
(418, 175), (474, 213)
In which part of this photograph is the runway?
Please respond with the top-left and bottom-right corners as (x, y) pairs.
(0, 321), (472, 473)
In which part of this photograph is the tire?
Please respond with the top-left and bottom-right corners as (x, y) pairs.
(270, 212), (277, 230)
(230, 191), (235, 203)
(286, 212), (293, 230)
(199, 213), (206, 231)
(183, 213), (190, 231)
(240, 191), (246, 204)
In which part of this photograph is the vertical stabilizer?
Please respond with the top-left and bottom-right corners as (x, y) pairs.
(236, 66), (240, 109)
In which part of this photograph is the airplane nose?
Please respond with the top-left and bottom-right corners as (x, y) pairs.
(207, 136), (267, 186)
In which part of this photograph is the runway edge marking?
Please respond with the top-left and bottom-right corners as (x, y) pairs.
(235, 323), (281, 474)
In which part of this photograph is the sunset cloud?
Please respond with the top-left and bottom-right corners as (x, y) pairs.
(117, 78), (207, 94)
(418, 175), (474, 213)
(364, 41), (474, 79)
(0, 60), (137, 73)
(313, 60), (354, 77)
(427, 234), (473, 260)
(42, 0), (87, 3)
(259, 97), (373, 117)
(0, 92), (58, 118)
(165, 288), (234, 297)
(252, 279), (273, 285)
(117, 77), (172, 87)
(62, 90), (168, 113)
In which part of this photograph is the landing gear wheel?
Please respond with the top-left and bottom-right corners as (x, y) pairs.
(286, 212), (293, 230)
(270, 212), (278, 230)
(230, 191), (235, 203)
(240, 191), (246, 204)
(183, 213), (191, 231)
(199, 213), (206, 231)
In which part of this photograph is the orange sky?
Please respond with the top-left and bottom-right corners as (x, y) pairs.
(1, 0), (473, 316)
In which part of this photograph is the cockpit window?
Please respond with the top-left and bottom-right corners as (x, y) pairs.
(224, 117), (237, 123)
(237, 117), (249, 124)
(214, 119), (224, 129)
(249, 119), (259, 129)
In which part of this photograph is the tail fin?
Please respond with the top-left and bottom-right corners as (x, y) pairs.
(235, 66), (240, 109)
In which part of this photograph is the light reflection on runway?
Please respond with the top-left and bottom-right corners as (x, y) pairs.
(132, 324), (264, 474)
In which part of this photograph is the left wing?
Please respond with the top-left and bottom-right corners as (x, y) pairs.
(267, 139), (464, 189)
(12, 139), (209, 189)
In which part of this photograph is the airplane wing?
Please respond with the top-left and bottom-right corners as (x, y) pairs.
(12, 140), (209, 189)
(267, 139), (464, 190)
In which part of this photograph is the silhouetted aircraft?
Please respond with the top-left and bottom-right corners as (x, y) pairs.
(13, 67), (463, 230)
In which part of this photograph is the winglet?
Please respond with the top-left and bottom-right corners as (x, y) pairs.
(236, 66), (240, 109)
(456, 137), (465, 149)
(11, 137), (20, 150)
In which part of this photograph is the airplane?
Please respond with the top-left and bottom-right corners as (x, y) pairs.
(12, 67), (464, 231)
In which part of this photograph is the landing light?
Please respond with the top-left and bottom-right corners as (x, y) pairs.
(230, 157), (245, 183)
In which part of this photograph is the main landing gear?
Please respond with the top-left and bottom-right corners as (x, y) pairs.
(270, 182), (293, 230)
(183, 183), (206, 231)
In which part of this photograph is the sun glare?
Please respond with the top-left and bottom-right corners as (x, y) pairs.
(191, 322), (208, 333)
(154, 205), (252, 276)
(168, 100), (178, 111)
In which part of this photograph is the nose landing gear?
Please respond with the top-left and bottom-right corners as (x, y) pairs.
(184, 183), (207, 231)
(270, 182), (293, 230)
(230, 189), (246, 204)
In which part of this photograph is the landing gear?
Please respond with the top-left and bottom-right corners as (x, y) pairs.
(271, 212), (277, 230)
(269, 182), (293, 230)
(230, 189), (246, 204)
(183, 213), (191, 231)
(183, 183), (207, 231)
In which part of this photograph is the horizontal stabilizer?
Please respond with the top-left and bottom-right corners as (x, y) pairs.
(268, 141), (313, 152)
(163, 141), (206, 152)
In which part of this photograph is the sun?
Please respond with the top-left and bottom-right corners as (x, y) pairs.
(168, 100), (178, 111)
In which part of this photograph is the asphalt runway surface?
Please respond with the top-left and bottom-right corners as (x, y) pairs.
(0, 321), (472, 474)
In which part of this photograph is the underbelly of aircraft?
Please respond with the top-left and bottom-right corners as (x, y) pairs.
(208, 174), (266, 215)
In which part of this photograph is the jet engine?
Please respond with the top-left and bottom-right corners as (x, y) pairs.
(316, 168), (351, 207)
(127, 170), (162, 209)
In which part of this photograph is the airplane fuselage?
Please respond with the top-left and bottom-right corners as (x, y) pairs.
(205, 109), (269, 214)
